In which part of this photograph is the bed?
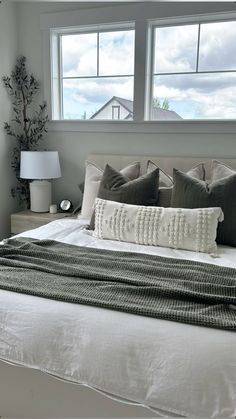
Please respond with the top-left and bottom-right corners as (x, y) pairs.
(0, 155), (236, 418)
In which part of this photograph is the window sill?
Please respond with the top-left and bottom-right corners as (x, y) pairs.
(48, 119), (236, 134)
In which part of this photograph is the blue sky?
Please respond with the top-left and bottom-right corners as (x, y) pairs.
(62, 22), (236, 120)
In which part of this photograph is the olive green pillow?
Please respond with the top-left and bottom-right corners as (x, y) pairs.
(90, 164), (159, 229)
(147, 160), (206, 207)
(171, 168), (236, 247)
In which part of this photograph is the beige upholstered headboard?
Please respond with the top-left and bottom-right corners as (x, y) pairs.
(88, 154), (236, 178)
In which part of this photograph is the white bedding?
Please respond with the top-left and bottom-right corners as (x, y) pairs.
(0, 218), (236, 417)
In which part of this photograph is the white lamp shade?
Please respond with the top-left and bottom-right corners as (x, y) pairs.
(20, 151), (61, 180)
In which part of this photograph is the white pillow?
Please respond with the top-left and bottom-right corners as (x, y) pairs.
(147, 160), (206, 185)
(94, 198), (224, 254)
(81, 161), (140, 219)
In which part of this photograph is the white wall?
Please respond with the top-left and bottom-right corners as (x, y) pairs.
(17, 1), (236, 207)
(0, 2), (19, 238)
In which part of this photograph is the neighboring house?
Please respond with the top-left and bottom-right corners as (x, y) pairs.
(90, 96), (182, 120)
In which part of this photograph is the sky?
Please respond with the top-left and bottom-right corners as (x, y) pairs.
(62, 30), (134, 119)
(153, 21), (236, 119)
(61, 21), (236, 120)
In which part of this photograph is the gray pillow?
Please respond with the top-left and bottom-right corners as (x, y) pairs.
(90, 164), (159, 229)
(158, 188), (173, 208)
(171, 168), (236, 247)
(81, 160), (140, 219)
(147, 161), (206, 208)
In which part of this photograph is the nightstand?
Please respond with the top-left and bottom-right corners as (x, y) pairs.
(11, 210), (72, 235)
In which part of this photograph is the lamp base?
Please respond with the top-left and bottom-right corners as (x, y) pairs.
(30, 180), (52, 213)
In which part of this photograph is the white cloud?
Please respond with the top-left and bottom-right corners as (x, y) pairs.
(64, 77), (133, 101)
(62, 30), (134, 78)
(155, 25), (199, 73)
(155, 20), (236, 74)
(63, 77), (134, 118)
(62, 33), (97, 77)
(99, 31), (134, 75)
(199, 21), (236, 71)
(154, 73), (236, 119)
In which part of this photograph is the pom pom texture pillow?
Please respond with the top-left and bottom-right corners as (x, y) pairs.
(94, 198), (224, 254)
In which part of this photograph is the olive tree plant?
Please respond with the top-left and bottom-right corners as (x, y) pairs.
(2, 56), (49, 207)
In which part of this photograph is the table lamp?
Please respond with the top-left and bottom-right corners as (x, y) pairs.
(20, 151), (61, 212)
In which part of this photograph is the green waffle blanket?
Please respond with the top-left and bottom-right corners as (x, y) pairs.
(0, 237), (236, 331)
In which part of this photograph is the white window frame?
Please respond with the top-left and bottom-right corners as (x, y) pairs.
(149, 16), (236, 121)
(53, 23), (135, 120)
(40, 3), (236, 133)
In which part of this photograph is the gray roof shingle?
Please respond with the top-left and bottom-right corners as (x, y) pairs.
(90, 96), (182, 120)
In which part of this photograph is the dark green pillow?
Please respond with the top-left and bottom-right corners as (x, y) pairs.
(171, 168), (236, 246)
(90, 164), (159, 229)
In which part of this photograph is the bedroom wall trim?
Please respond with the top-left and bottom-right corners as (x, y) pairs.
(48, 120), (236, 134)
(40, 4), (236, 31)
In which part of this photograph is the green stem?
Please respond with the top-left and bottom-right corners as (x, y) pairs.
(21, 86), (28, 147)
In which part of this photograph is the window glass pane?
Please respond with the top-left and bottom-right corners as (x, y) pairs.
(99, 30), (135, 76)
(152, 73), (236, 120)
(63, 77), (134, 120)
(112, 106), (120, 119)
(154, 25), (198, 74)
(62, 33), (97, 77)
(199, 21), (236, 71)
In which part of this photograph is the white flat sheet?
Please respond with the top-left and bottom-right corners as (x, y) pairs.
(0, 218), (236, 417)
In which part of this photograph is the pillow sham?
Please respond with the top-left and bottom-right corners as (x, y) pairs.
(94, 198), (223, 254)
(81, 160), (140, 219)
(211, 160), (236, 182)
(90, 164), (159, 229)
(147, 160), (173, 187)
(171, 168), (236, 247)
(147, 160), (206, 183)
(147, 160), (206, 207)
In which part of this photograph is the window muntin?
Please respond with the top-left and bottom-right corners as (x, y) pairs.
(62, 33), (97, 77)
(50, 11), (236, 124)
(99, 31), (134, 76)
(154, 25), (199, 74)
(151, 20), (236, 120)
(60, 28), (135, 120)
(198, 21), (236, 72)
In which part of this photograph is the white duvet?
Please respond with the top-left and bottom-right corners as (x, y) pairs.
(0, 218), (236, 417)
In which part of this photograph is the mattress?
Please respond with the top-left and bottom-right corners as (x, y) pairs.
(0, 218), (236, 417)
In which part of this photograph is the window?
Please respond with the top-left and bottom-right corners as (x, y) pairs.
(60, 27), (135, 120)
(151, 20), (236, 120)
(112, 105), (120, 120)
(45, 5), (236, 125)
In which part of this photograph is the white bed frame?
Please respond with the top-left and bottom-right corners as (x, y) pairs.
(1, 154), (236, 418)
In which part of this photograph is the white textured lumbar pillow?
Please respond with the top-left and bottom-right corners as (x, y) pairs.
(94, 198), (224, 254)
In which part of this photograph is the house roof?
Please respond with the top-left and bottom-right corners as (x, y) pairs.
(115, 97), (134, 113)
(90, 96), (182, 120)
(150, 107), (182, 120)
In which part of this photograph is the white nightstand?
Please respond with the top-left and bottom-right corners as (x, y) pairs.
(11, 210), (73, 235)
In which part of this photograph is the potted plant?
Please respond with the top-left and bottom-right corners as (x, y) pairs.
(2, 56), (49, 208)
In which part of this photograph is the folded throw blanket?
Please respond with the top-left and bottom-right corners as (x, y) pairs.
(0, 238), (235, 331)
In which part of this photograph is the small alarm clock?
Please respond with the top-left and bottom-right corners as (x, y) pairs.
(59, 199), (73, 212)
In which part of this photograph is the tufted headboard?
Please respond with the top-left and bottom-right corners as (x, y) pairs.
(88, 154), (236, 179)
